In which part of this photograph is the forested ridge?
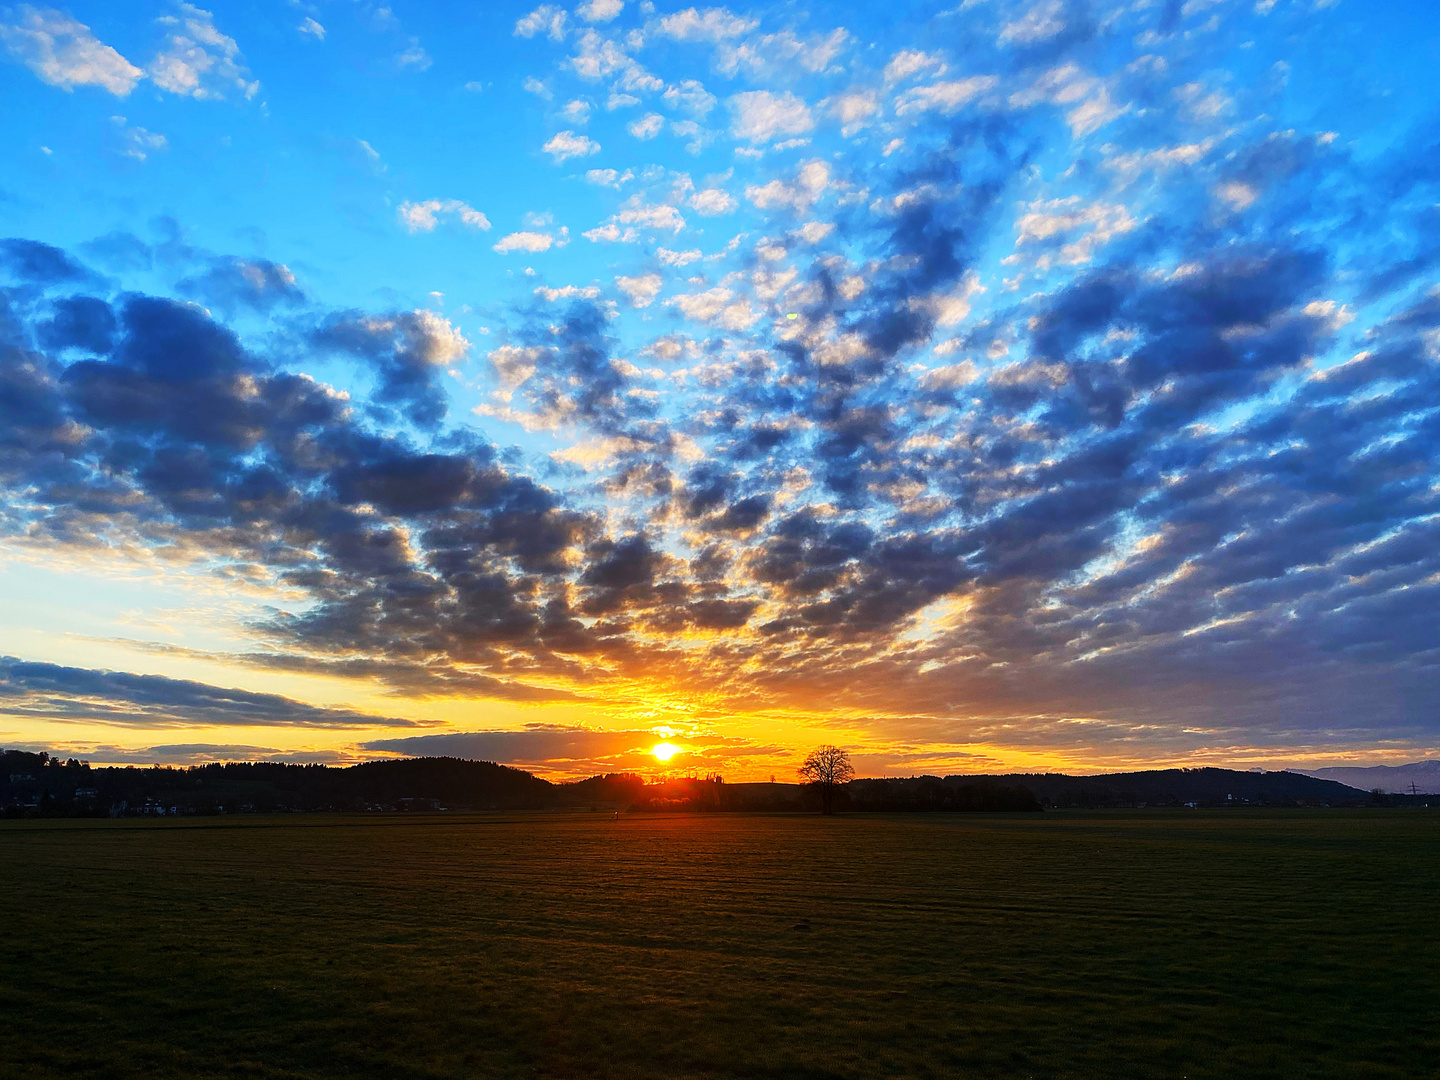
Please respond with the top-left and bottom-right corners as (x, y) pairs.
(2, 749), (1387, 818)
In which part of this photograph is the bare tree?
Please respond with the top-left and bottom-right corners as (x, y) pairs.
(798, 746), (854, 815)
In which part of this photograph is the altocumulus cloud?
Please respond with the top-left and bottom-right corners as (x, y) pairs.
(0, 3), (258, 100)
(0, 6), (142, 94)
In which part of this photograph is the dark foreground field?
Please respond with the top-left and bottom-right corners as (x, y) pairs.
(1, 811), (1435, 1080)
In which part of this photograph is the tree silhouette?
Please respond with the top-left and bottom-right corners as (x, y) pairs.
(798, 746), (854, 815)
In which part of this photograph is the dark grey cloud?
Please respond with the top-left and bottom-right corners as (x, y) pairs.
(1, 238), (93, 284)
(94, 639), (593, 704)
(79, 231), (154, 273)
(0, 657), (437, 729)
(312, 309), (459, 427)
(177, 257), (305, 313)
(37, 295), (116, 354)
(0, 274), (608, 689)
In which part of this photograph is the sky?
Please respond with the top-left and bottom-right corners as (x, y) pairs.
(0, 0), (1436, 780)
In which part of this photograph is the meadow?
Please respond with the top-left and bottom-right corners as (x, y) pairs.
(1, 810), (1434, 1080)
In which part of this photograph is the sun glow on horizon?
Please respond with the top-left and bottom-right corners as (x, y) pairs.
(651, 742), (681, 762)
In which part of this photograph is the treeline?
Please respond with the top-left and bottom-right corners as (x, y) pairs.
(0, 751), (1039, 816)
(3, 750), (1394, 819)
(0, 750), (645, 817)
(992, 767), (1376, 808)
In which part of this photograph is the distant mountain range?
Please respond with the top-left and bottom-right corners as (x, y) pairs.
(1290, 761), (1439, 794)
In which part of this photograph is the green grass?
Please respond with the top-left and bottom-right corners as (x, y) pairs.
(1, 810), (1435, 1079)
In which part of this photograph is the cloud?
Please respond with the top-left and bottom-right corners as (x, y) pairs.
(916, 361), (978, 391)
(0, 5), (142, 94)
(616, 199), (685, 231)
(534, 284), (601, 302)
(581, 223), (635, 243)
(108, 115), (167, 161)
(515, 5), (567, 40)
(655, 7), (758, 42)
(657, 247), (702, 266)
(689, 188), (736, 215)
(627, 113), (663, 139)
(397, 199), (491, 232)
(176, 257), (304, 312)
(297, 17), (325, 40)
(543, 130), (600, 160)
(883, 49), (944, 83)
(1014, 196), (1137, 266)
(0, 657), (436, 729)
(494, 229), (566, 253)
(1175, 81), (1230, 122)
(353, 138), (386, 172)
(147, 2), (259, 101)
(999, 0), (1067, 45)
(662, 79), (716, 117)
(671, 120), (706, 154)
(585, 167), (632, 187)
(1, 237), (94, 282)
(894, 77), (998, 116)
(576, 0), (623, 23)
(667, 286), (758, 329)
(730, 90), (814, 143)
(832, 91), (878, 136)
(395, 41), (431, 70)
(0, 278), (598, 707)
(569, 28), (659, 88)
(33, 295), (115, 353)
(711, 27), (848, 78)
(315, 308), (470, 423)
(745, 160), (830, 211)
(349, 310), (469, 367)
(1010, 64), (1122, 137)
(616, 272), (663, 307)
(1214, 180), (1257, 212)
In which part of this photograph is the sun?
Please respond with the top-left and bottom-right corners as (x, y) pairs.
(651, 742), (681, 762)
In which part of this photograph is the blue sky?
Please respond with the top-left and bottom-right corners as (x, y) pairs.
(0, 0), (1436, 777)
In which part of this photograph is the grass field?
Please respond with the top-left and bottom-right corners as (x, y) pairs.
(1, 810), (1435, 1080)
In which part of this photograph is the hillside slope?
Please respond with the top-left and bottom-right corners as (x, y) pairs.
(1293, 760), (1439, 794)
